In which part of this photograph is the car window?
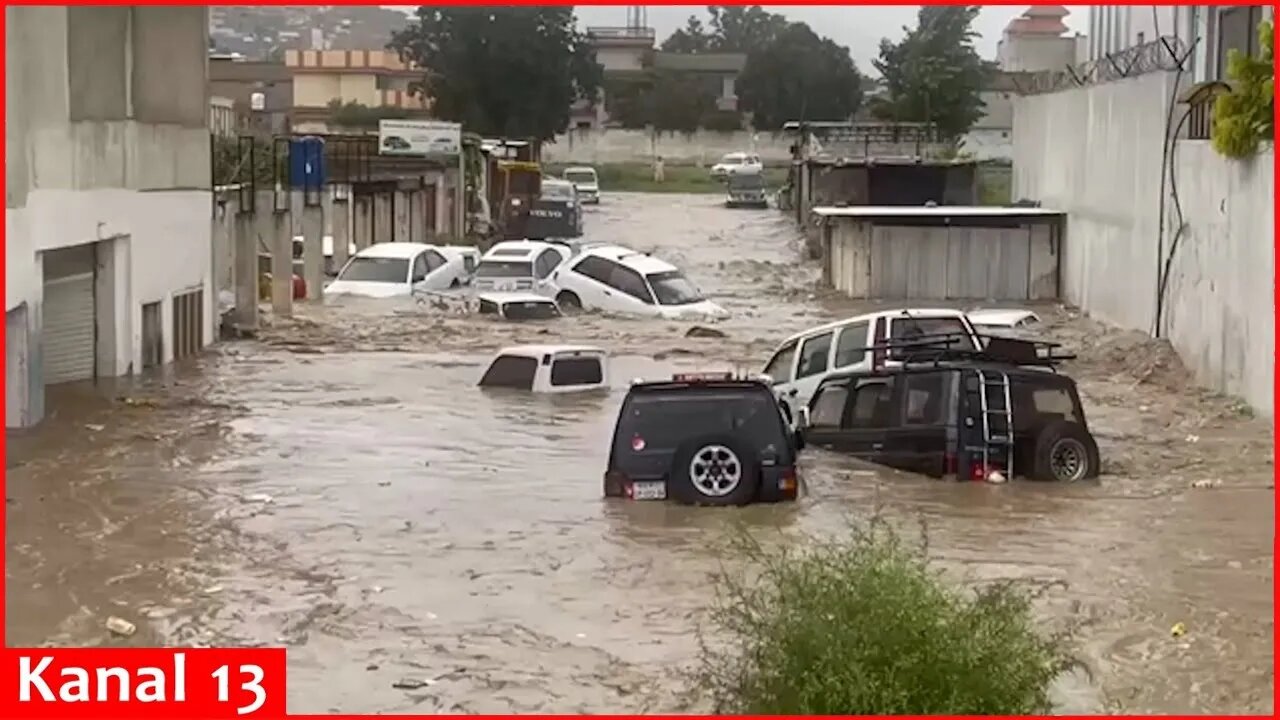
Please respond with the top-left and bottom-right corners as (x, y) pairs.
(411, 254), (429, 282)
(614, 389), (786, 460)
(550, 357), (603, 386)
(764, 341), (797, 384)
(748, 155), (760, 164)
(902, 373), (948, 425)
(833, 321), (871, 368)
(608, 264), (654, 304)
(848, 379), (894, 429)
(479, 355), (538, 390)
(647, 270), (703, 305)
(535, 250), (564, 279)
(463, 255), (476, 273)
(809, 384), (849, 428)
(476, 260), (533, 278)
(796, 331), (834, 379)
(572, 255), (613, 283)
(1009, 380), (1082, 429)
(564, 170), (596, 184)
(720, 154), (743, 165)
(339, 257), (409, 283)
(889, 316), (977, 355)
(425, 250), (447, 272)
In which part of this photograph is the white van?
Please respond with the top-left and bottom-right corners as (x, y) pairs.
(761, 309), (982, 423)
(477, 345), (607, 393)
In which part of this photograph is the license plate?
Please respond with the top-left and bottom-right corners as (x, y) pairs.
(631, 481), (666, 501)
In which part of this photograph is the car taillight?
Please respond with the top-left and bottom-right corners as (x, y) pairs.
(779, 467), (798, 494)
(631, 434), (646, 451)
(969, 460), (1004, 482)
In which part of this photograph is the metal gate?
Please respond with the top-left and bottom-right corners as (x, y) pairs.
(42, 273), (96, 383)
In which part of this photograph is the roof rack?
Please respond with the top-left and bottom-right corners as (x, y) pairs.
(863, 332), (1076, 372)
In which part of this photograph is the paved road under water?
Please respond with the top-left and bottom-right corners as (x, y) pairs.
(6, 193), (1274, 714)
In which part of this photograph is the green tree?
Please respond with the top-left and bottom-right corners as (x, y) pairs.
(1212, 20), (1274, 158)
(661, 16), (712, 54)
(606, 69), (718, 133)
(871, 6), (993, 139)
(737, 22), (863, 129)
(706, 5), (789, 52)
(389, 6), (602, 140)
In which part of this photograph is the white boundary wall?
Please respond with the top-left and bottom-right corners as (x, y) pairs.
(1013, 71), (1274, 415)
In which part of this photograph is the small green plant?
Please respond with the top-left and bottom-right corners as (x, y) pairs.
(698, 522), (1071, 715)
(1212, 20), (1274, 158)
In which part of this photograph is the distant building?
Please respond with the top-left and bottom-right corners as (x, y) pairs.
(209, 55), (293, 135)
(1087, 5), (1273, 84)
(284, 49), (430, 133)
(997, 6), (1086, 72)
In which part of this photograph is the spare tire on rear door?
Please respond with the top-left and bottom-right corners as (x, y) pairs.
(1031, 420), (1100, 482)
(668, 434), (761, 506)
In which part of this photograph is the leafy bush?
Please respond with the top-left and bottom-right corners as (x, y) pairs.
(1212, 20), (1274, 158)
(698, 522), (1070, 714)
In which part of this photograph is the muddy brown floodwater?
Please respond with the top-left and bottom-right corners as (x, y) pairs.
(6, 193), (1274, 714)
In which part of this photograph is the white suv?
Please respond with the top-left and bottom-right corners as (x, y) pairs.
(761, 309), (983, 424)
(710, 152), (763, 179)
(471, 240), (575, 293)
(549, 245), (728, 320)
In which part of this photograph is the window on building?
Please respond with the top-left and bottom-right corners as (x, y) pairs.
(1217, 6), (1265, 80)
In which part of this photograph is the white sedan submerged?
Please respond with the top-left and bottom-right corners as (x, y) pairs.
(325, 243), (479, 298)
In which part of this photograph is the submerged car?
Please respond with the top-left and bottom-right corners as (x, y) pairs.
(710, 152), (763, 179)
(549, 244), (728, 320)
(477, 345), (607, 393)
(477, 292), (561, 320)
(798, 335), (1100, 483)
(726, 172), (768, 209)
(325, 243), (478, 298)
(762, 308), (983, 425)
(563, 166), (600, 204)
(604, 373), (802, 506)
(471, 239), (575, 294)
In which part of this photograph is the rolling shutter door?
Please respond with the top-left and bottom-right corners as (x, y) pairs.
(42, 273), (96, 383)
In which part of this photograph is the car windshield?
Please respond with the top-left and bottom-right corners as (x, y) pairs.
(647, 270), (703, 306)
(729, 174), (764, 190)
(541, 183), (575, 201)
(564, 170), (596, 184)
(475, 260), (533, 278)
(891, 316), (978, 353)
(720, 154), (744, 165)
(338, 257), (408, 283)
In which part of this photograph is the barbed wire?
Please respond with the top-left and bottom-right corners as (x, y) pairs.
(1012, 36), (1192, 96)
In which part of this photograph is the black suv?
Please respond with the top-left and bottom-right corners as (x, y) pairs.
(604, 373), (803, 506)
(798, 336), (1100, 483)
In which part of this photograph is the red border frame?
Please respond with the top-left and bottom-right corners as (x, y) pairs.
(1, 1), (1276, 718)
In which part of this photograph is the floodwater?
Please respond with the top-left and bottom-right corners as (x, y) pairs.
(6, 193), (1274, 714)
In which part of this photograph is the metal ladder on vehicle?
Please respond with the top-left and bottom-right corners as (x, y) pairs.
(974, 369), (1014, 477)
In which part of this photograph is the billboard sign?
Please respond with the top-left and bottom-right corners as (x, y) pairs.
(378, 119), (461, 157)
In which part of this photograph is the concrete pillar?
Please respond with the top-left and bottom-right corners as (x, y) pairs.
(393, 190), (412, 243)
(374, 192), (394, 244)
(434, 180), (447, 236)
(407, 190), (426, 243)
(270, 210), (293, 317)
(232, 212), (259, 331)
(301, 204), (325, 300)
(353, 195), (374, 250)
(331, 198), (351, 271)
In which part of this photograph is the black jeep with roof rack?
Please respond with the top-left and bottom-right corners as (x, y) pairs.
(604, 373), (803, 506)
(797, 334), (1100, 483)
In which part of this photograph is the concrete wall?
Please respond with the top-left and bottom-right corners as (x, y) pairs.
(5, 6), (213, 427)
(1013, 69), (1274, 415)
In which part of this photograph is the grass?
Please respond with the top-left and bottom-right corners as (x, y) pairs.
(697, 521), (1070, 715)
(542, 162), (789, 194)
(977, 164), (1013, 206)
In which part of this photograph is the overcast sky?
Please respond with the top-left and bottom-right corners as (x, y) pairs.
(572, 5), (1089, 71)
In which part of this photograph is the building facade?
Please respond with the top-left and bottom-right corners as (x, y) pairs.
(5, 6), (214, 428)
(285, 48), (429, 133)
(1087, 5), (1274, 83)
(997, 5), (1086, 73)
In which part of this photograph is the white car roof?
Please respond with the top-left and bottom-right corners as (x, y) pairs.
(967, 308), (1041, 327)
(353, 242), (435, 259)
(580, 245), (677, 275)
(494, 344), (604, 359)
(482, 240), (563, 260)
(435, 245), (479, 260)
(779, 308), (970, 345)
(564, 166), (597, 175)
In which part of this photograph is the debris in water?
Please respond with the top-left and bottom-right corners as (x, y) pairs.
(378, 481), (391, 487)
(685, 325), (727, 339)
(106, 616), (137, 637)
(392, 678), (431, 690)
(85, 424), (105, 432)
(987, 470), (1008, 484)
(242, 493), (274, 504)
(1185, 434), (1200, 443)
(366, 664), (379, 671)
(1190, 479), (1221, 489)
(1170, 622), (1187, 638)
(204, 585), (224, 595)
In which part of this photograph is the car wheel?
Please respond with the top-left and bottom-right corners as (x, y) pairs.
(1031, 421), (1100, 482)
(668, 434), (760, 506)
(556, 290), (582, 313)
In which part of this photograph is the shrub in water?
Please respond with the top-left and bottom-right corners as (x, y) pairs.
(699, 523), (1069, 714)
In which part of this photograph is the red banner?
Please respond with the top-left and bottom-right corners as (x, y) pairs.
(0, 649), (287, 719)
